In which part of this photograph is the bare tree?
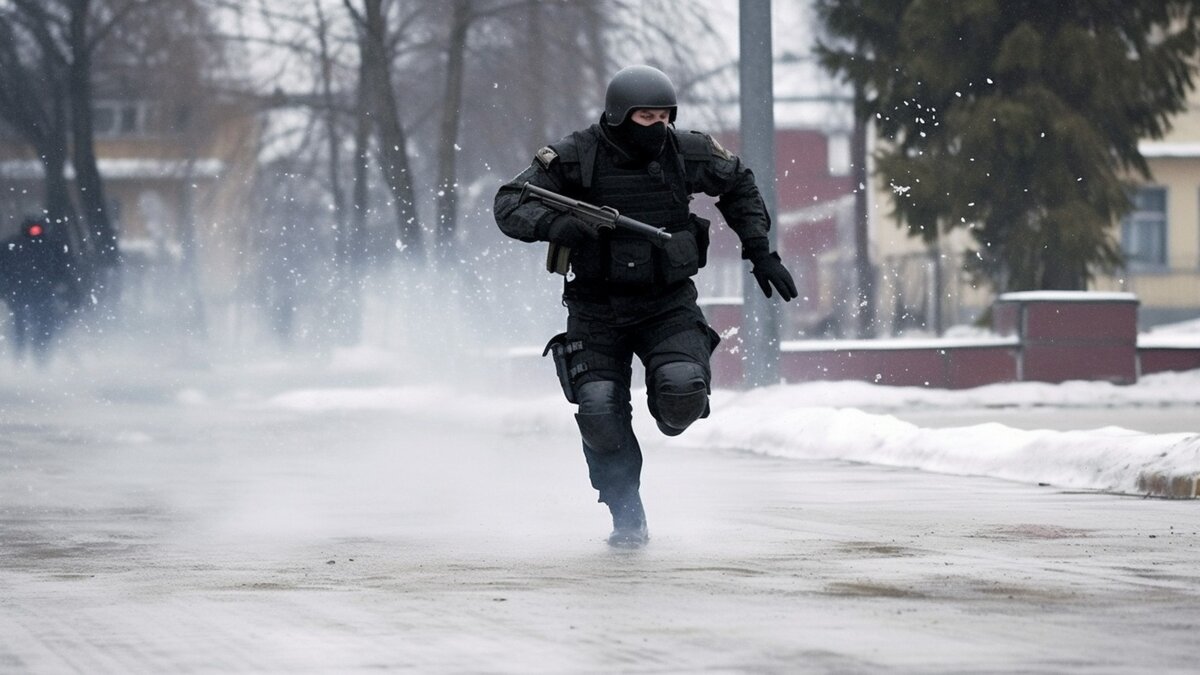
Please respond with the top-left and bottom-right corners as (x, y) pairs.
(1, 0), (214, 306)
(344, 0), (424, 261)
(0, 5), (81, 238)
(211, 0), (377, 342)
(313, 0), (368, 340)
(433, 0), (470, 260)
(64, 0), (117, 268)
(10, 0), (164, 270)
(193, 0), (734, 351)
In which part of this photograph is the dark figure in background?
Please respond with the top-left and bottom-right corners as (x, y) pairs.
(494, 65), (797, 547)
(0, 219), (77, 366)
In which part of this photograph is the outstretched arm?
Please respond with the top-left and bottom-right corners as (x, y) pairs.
(689, 134), (797, 301)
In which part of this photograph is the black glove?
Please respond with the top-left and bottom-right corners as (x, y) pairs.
(541, 214), (598, 249)
(750, 252), (797, 301)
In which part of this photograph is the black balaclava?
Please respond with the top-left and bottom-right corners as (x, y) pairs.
(607, 114), (669, 164)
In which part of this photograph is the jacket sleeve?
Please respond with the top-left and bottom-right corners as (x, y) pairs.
(493, 149), (573, 243)
(685, 133), (772, 260)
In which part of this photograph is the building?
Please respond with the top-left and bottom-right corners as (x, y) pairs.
(1118, 96), (1200, 326)
(867, 89), (1200, 334)
(0, 94), (261, 332)
(693, 128), (857, 339)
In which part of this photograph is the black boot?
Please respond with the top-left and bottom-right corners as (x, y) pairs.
(606, 491), (649, 548)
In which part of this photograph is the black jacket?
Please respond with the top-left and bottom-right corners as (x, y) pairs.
(494, 123), (774, 271)
(0, 235), (74, 305)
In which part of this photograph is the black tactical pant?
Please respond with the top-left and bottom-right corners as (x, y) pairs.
(8, 300), (57, 365)
(560, 283), (719, 505)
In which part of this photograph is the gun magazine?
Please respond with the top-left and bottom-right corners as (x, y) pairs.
(546, 242), (572, 275)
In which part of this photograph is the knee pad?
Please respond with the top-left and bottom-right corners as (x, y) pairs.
(650, 362), (709, 435)
(575, 411), (635, 455)
(575, 380), (630, 415)
(575, 381), (634, 454)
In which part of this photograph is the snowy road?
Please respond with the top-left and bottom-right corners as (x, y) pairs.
(2, 364), (1199, 673)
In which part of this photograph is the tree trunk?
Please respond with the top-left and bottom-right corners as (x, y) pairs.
(176, 155), (209, 341)
(0, 7), (82, 257)
(68, 0), (119, 270)
(1039, 239), (1087, 290)
(360, 0), (422, 261)
(351, 54), (371, 273)
(40, 130), (80, 241)
(315, 0), (360, 342)
(43, 88), (93, 302)
(434, 0), (470, 261)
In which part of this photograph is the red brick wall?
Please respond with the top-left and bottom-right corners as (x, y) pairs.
(699, 293), (1199, 389)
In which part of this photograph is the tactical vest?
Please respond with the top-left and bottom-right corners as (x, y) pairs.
(565, 133), (709, 290)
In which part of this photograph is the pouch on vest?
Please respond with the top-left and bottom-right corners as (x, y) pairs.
(659, 230), (700, 285)
(543, 332), (585, 403)
(609, 238), (655, 285)
(689, 213), (711, 268)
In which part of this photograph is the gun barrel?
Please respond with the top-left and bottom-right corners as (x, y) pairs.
(614, 214), (672, 241)
(521, 182), (671, 242)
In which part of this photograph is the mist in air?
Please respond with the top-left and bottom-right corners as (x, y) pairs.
(0, 1), (833, 395)
(6, 3), (1200, 672)
(0, 0), (826, 556)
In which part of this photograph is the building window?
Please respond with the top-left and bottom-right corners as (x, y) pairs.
(92, 101), (146, 137)
(1121, 187), (1167, 267)
(827, 134), (851, 177)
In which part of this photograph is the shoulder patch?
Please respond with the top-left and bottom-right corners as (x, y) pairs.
(706, 134), (734, 161)
(677, 129), (730, 162)
(535, 146), (559, 170)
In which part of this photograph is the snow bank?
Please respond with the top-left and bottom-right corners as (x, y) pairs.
(266, 367), (1200, 497)
(681, 388), (1200, 495)
(738, 369), (1200, 411)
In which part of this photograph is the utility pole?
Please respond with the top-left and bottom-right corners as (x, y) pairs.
(852, 86), (875, 338)
(739, 0), (780, 387)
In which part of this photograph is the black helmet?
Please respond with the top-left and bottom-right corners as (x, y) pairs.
(604, 65), (677, 126)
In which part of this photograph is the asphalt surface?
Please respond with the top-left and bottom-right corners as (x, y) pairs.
(1, 368), (1199, 673)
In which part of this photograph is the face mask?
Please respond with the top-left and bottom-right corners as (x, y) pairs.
(614, 120), (668, 162)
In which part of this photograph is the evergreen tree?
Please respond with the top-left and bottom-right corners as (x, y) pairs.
(816, 0), (1200, 291)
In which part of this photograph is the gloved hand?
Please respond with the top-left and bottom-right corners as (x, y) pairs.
(542, 214), (598, 249)
(750, 251), (798, 301)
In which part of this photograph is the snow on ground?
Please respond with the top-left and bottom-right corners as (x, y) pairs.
(1141, 316), (1200, 347)
(269, 350), (1200, 498)
(686, 382), (1200, 495)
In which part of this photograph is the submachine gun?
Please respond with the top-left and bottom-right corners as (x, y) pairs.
(518, 182), (672, 275)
